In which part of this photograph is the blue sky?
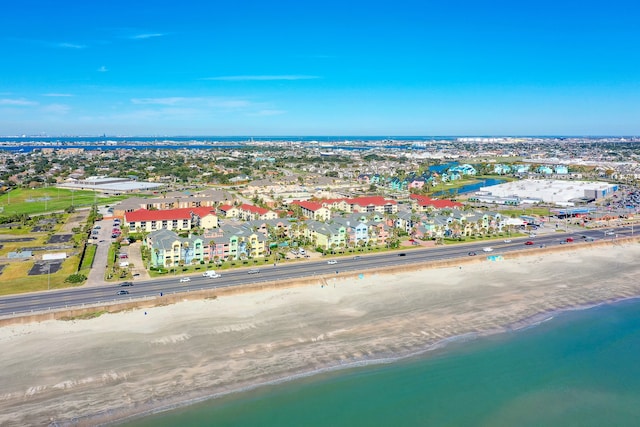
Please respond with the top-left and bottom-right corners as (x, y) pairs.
(1, 0), (639, 136)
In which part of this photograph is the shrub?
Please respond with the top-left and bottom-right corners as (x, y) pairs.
(65, 273), (87, 284)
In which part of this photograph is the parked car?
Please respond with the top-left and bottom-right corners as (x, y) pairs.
(327, 260), (338, 265)
(525, 241), (534, 245)
(116, 290), (129, 295)
(179, 277), (191, 283)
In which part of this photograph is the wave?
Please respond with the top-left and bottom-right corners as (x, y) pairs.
(83, 295), (640, 427)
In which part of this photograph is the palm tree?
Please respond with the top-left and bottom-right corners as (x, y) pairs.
(154, 248), (161, 268)
(182, 241), (190, 265)
(209, 239), (216, 259)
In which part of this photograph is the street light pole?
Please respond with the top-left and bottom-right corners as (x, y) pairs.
(47, 263), (51, 290)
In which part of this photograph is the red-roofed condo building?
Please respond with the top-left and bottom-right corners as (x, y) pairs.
(320, 196), (398, 214)
(124, 207), (218, 232)
(238, 204), (278, 221)
(289, 201), (332, 221)
(409, 194), (463, 212)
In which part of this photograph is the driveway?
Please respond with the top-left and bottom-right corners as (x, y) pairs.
(85, 218), (111, 287)
(126, 241), (151, 281)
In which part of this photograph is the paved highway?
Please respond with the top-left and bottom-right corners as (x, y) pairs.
(0, 226), (636, 317)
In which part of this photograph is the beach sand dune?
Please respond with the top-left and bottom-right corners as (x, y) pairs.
(1, 243), (639, 426)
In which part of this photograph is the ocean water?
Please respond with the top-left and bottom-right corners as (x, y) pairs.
(124, 299), (640, 427)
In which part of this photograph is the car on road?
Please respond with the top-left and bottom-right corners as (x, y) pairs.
(482, 247), (493, 252)
(525, 241), (534, 245)
(119, 282), (133, 287)
(327, 260), (338, 265)
(605, 231), (615, 235)
(247, 269), (260, 274)
(116, 290), (129, 295)
(503, 239), (511, 243)
(397, 253), (406, 256)
(468, 251), (477, 256)
(179, 277), (191, 283)
(566, 237), (574, 242)
(353, 256), (361, 260)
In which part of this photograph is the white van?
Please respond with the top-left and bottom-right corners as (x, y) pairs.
(202, 270), (221, 278)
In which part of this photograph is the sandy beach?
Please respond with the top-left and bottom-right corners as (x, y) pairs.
(1, 242), (640, 426)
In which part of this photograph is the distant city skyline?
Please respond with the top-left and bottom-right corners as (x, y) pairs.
(1, 1), (639, 136)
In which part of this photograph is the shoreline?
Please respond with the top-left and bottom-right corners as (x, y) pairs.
(1, 241), (640, 426)
(104, 294), (640, 427)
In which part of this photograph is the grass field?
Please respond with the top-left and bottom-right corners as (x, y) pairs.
(0, 187), (128, 216)
(79, 244), (97, 273)
(0, 255), (82, 296)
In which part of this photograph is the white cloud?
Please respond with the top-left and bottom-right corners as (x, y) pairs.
(0, 98), (38, 106)
(130, 97), (252, 108)
(202, 75), (320, 81)
(56, 42), (86, 49)
(131, 97), (188, 106)
(98, 66), (108, 72)
(131, 33), (165, 39)
(42, 93), (73, 97)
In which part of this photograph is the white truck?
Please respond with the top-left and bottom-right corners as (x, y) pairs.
(202, 270), (221, 278)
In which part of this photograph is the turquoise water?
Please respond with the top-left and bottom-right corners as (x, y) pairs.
(432, 178), (505, 196)
(124, 300), (640, 427)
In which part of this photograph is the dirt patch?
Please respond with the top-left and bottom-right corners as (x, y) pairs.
(60, 212), (89, 233)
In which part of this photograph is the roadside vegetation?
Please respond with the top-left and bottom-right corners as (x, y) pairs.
(59, 310), (108, 321)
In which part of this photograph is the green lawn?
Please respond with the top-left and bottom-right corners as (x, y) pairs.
(79, 244), (97, 273)
(0, 187), (128, 216)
